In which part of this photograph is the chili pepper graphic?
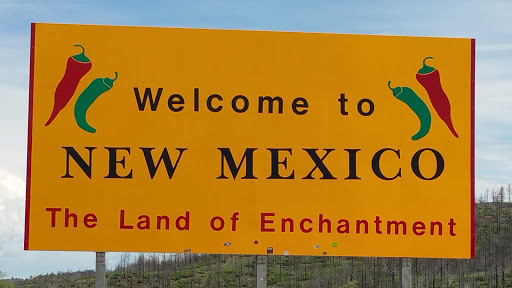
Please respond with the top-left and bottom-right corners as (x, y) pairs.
(416, 56), (459, 138)
(388, 81), (431, 141)
(45, 44), (92, 126)
(74, 72), (118, 133)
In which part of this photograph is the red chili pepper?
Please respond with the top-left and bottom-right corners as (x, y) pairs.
(416, 56), (458, 138)
(45, 44), (92, 126)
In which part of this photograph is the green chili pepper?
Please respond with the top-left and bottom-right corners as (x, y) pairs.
(388, 81), (431, 141)
(74, 72), (118, 133)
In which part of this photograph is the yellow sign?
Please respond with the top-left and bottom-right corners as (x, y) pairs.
(26, 23), (475, 258)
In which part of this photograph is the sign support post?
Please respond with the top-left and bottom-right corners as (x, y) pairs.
(400, 258), (412, 288)
(256, 255), (267, 288)
(95, 252), (106, 288)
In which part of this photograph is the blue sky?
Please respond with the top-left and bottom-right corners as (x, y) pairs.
(1, 0), (512, 279)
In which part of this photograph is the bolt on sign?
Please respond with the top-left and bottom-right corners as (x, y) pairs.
(26, 23), (475, 258)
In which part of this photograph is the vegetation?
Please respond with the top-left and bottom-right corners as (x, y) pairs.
(3, 186), (512, 287)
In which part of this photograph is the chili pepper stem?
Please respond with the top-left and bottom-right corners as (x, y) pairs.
(387, 81), (402, 97)
(73, 44), (85, 54)
(423, 56), (434, 66)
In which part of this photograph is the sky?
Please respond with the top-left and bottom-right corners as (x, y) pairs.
(1, 0), (512, 279)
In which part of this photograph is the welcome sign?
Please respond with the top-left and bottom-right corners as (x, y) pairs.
(26, 23), (475, 258)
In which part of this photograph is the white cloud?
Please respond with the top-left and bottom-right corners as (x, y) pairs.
(0, 0), (87, 19)
(0, 171), (124, 279)
(478, 43), (512, 53)
(0, 34), (29, 177)
(0, 2), (36, 10)
(0, 177), (24, 262)
(0, 171), (25, 241)
(0, 171), (26, 275)
(476, 81), (512, 125)
(476, 139), (512, 184)
(0, 84), (28, 177)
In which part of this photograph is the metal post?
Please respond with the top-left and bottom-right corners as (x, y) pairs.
(256, 255), (268, 288)
(400, 258), (412, 288)
(95, 252), (106, 288)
